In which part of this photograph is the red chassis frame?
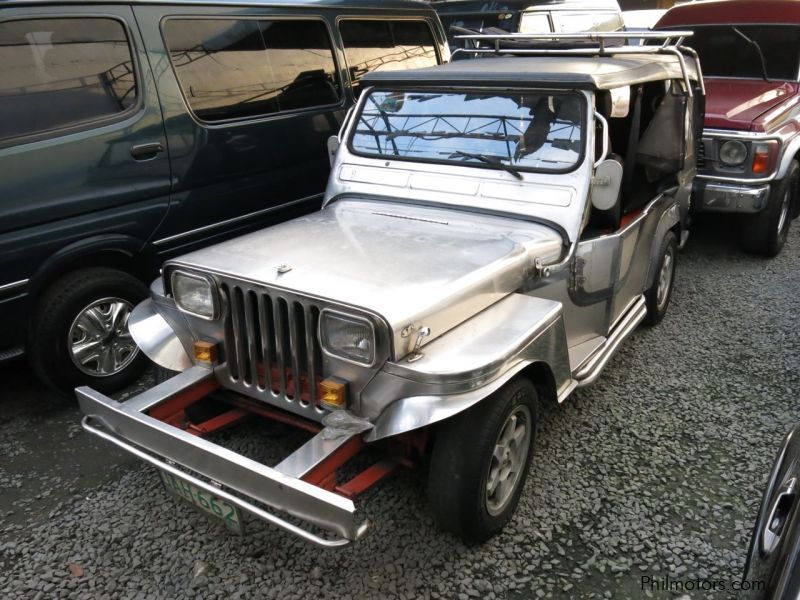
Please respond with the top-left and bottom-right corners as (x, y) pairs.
(144, 376), (426, 502)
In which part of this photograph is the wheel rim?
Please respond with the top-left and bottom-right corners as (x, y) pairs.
(68, 297), (139, 377)
(656, 247), (674, 311)
(777, 188), (790, 236)
(485, 405), (532, 516)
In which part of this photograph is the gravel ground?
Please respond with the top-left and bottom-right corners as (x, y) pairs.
(1, 216), (799, 600)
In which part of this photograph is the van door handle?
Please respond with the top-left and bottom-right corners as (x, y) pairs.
(130, 142), (164, 160)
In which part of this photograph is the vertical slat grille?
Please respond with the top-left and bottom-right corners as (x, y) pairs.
(221, 282), (324, 414)
(696, 139), (706, 170)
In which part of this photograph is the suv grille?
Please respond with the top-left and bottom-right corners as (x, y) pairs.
(696, 139), (707, 170)
(220, 280), (324, 416)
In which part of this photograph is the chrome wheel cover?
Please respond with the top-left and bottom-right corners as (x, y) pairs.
(656, 247), (674, 311)
(68, 297), (139, 377)
(777, 188), (790, 236)
(486, 405), (532, 516)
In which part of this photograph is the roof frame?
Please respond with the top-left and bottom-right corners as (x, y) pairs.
(453, 31), (705, 96)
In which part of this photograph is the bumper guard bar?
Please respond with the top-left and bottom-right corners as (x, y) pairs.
(76, 366), (370, 548)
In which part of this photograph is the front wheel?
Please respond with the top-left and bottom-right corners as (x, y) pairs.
(28, 267), (149, 396)
(643, 230), (677, 326)
(427, 378), (538, 542)
(742, 160), (797, 257)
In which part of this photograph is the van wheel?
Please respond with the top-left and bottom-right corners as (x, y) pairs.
(427, 378), (538, 542)
(742, 160), (797, 257)
(28, 268), (149, 396)
(643, 231), (677, 326)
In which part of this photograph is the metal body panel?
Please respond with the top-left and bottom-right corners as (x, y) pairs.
(701, 79), (799, 133)
(384, 293), (562, 383)
(657, 0), (800, 29)
(166, 199), (564, 360)
(365, 308), (571, 440)
(128, 298), (193, 371)
(523, 193), (669, 347)
(572, 294), (646, 386)
(644, 201), (681, 289)
(361, 53), (698, 92)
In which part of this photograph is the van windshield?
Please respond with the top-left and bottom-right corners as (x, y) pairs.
(350, 89), (585, 173)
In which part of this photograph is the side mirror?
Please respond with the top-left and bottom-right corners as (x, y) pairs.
(327, 135), (340, 167)
(590, 159), (623, 211)
(609, 86), (631, 118)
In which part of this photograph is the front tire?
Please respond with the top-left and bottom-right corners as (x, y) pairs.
(742, 160), (798, 257)
(643, 230), (677, 326)
(28, 267), (149, 396)
(427, 378), (538, 542)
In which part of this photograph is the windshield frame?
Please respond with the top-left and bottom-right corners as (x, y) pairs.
(346, 85), (588, 176)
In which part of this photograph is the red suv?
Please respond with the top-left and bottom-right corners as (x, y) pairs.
(657, 0), (800, 256)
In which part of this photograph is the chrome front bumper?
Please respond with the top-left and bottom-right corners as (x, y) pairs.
(694, 181), (770, 214)
(77, 366), (370, 548)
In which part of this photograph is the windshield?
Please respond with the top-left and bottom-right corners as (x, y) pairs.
(682, 25), (800, 80)
(350, 89), (585, 173)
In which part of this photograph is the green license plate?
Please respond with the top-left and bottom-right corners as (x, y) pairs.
(159, 469), (243, 534)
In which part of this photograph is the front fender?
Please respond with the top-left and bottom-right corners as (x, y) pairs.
(776, 133), (800, 180)
(363, 293), (571, 442)
(128, 282), (193, 372)
(645, 201), (680, 290)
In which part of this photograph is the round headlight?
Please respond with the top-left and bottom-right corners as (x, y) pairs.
(719, 140), (748, 166)
(319, 310), (376, 366)
(171, 270), (216, 320)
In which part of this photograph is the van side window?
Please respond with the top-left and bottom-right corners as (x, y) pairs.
(0, 18), (137, 144)
(339, 20), (438, 95)
(163, 19), (340, 123)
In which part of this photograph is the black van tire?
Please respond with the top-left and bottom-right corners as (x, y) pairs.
(28, 267), (149, 396)
(154, 365), (180, 385)
(427, 378), (538, 542)
(742, 161), (798, 257)
(643, 231), (677, 326)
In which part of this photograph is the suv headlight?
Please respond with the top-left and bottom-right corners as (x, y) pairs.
(319, 310), (376, 365)
(171, 270), (217, 320)
(719, 140), (748, 166)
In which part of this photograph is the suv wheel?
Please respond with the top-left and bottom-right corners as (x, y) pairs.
(427, 378), (538, 542)
(28, 267), (149, 396)
(742, 160), (798, 257)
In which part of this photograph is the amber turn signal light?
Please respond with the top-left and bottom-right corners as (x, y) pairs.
(194, 340), (217, 364)
(320, 378), (347, 409)
(752, 143), (772, 175)
(752, 151), (770, 174)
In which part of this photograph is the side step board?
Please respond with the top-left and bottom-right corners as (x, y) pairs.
(572, 295), (647, 387)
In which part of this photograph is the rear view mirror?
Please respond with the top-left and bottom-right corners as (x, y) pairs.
(590, 159), (623, 210)
(327, 135), (340, 166)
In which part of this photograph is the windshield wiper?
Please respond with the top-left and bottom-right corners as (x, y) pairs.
(449, 150), (523, 180)
(732, 27), (771, 82)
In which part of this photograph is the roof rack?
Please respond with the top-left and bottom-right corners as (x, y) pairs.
(453, 31), (705, 96)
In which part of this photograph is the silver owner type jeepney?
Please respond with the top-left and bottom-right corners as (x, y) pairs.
(78, 33), (703, 547)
